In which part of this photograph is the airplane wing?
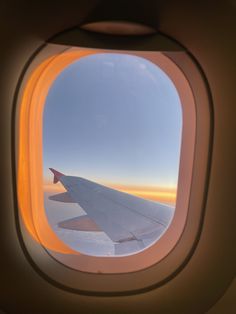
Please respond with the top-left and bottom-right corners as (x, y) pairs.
(49, 168), (174, 254)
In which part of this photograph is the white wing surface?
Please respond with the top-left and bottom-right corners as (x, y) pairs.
(49, 168), (174, 254)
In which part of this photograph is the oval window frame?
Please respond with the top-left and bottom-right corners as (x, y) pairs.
(15, 37), (212, 294)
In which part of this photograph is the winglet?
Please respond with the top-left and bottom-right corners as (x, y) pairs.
(49, 168), (64, 184)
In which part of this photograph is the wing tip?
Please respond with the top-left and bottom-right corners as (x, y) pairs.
(49, 168), (64, 184)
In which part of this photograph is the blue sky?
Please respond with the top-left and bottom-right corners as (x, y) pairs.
(43, 53), (182, 188)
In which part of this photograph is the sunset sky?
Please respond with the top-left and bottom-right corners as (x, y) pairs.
(43, 53), (182, 204)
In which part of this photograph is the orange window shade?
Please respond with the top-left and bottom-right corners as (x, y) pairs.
(17, 49), (98, 254)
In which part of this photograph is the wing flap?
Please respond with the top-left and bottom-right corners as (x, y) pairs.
(114, 240), (145, 255)
(49, 192), (76, 203)
(58, 215), (102, 232)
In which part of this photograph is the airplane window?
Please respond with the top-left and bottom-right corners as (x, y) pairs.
(13, 21), (211, 293)
(43, 53), (182, 256)
(17, 47), (200, 277)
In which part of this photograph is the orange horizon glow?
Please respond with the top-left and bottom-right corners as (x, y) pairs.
(43, 180), (176, 205)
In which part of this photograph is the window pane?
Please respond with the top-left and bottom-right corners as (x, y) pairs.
(43, 53), (182, 256)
